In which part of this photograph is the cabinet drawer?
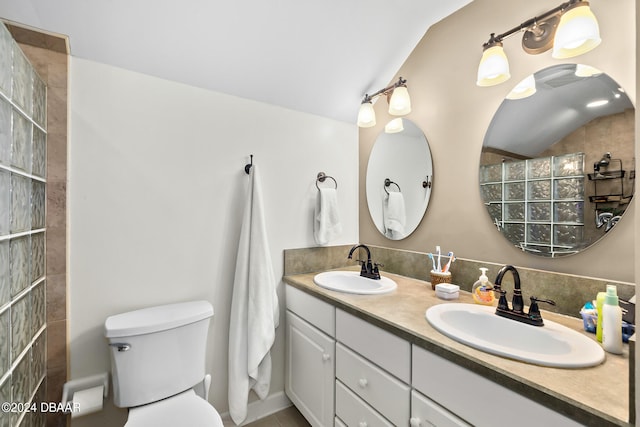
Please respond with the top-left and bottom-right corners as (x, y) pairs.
(335, 381), (393, 427)
(412, 345), (582, 427)
(336, 343), (410, 426)
(286, 285), (335, 337)
(411, 390), (471, 427)
(336, 309), (410, 383)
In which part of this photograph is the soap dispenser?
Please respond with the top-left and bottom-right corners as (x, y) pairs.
(472, 268), (495, 305)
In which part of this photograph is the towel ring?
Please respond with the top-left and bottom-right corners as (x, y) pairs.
(384, 178), (401, 195)
(316, 172), (337, 190)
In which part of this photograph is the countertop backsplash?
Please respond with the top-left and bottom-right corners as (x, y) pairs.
(283, 244), (635, 318)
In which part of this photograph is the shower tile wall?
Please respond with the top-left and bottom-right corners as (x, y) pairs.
(7, 23), (68, 427)
(0, 22), (47, 427)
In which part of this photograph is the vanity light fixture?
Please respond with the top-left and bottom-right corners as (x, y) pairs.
(357, 77), (412, 128)
(574, 64), (602, 77)
(477, 0), (601, 87)
(384, 118), (404, 134)
(505, 74), (537, 99)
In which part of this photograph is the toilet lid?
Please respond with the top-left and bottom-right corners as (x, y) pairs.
(125, 389), (223, 427)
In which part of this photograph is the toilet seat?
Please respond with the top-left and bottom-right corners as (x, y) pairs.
(125, 389), (223, 427)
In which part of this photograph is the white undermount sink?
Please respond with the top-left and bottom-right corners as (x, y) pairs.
(313, 271), (397, 295)
(426, 303), (605, 368)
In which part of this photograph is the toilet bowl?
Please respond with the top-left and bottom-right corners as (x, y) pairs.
(105, 301), (222, 426)
(125, 389), (223, 427)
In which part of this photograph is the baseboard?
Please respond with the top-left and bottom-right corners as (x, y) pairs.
(219, 391), (293, 426)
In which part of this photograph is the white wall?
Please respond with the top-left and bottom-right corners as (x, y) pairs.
(68, 57), (358, 426)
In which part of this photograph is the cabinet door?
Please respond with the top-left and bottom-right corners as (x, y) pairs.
(285, 311), (335, 427)
(411, 390), (471, 427)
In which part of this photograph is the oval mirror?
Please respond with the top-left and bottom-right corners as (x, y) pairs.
(480, 64), (635, 257)
(366, 119), (433, 240)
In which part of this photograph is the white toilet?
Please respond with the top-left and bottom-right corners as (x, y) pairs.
(104, 300), (223, 427)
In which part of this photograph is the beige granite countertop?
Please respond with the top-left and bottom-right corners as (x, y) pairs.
(284, 269), (631, 427)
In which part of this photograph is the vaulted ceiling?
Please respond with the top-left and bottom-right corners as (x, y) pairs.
(0, 0), (472, 123)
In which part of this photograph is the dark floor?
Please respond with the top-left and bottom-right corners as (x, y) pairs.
(242, 406), (311, 427)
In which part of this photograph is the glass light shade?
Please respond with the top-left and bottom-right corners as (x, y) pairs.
(506, 75), (536, 100)
(552, 2), (601, 59)
(357, 101), (376, 127)
(385, 118), (404, 134)
(476, 45), (510, 87)
(388, 86), (411, 116)
(574, 64), (602, 77)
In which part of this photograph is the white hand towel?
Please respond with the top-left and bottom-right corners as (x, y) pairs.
(228, 165), (280, 425)
(384, 192), (406, 239)
(314, 187), (342, 245)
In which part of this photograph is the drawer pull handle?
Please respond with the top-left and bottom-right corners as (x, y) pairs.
(410, 417), (421, 427)
(322, 353), (331, 362)
(358, 378), (368, 388)
(359, 422), (367, 427)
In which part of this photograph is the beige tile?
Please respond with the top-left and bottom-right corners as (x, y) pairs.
(46, 273), (66, 323)
(275, 406), (310, 427)
(45, 226), (66, 276)
(244, 414), (280, 427)
(46, 181), (66, 229)
(46, 319), (67, 372)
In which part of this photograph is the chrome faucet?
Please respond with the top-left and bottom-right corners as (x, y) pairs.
(347, 244), (381, 280)
(493, 265), (555, 326)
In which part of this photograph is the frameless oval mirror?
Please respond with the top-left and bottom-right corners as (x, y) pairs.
(480, 64), (635, 257)
(366, 119), (433, 240)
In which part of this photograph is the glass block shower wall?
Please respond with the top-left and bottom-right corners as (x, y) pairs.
(480, 153), (585, 257)
(0, 22), (47, 427)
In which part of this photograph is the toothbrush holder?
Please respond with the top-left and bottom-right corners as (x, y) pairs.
(430, 270), (452, 290)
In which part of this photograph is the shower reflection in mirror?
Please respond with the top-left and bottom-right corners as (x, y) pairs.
(480, 64), (635, 257)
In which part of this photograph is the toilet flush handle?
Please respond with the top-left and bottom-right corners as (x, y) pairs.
(109, 343), (131, 352)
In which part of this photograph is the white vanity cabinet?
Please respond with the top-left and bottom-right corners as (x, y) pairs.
(412, 345), (583, 427)
(285, 284), (586, 427)
(285, 286), (336, 427)
(335, 309), (411, 426)
(410, 390), (471, 427)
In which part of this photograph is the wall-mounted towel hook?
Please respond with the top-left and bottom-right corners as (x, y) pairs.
(316, 172), (338, 190)
(244, 154), (253, 175)
(384, 178), (401, 195)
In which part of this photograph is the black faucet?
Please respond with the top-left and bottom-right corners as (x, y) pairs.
(493, 265), (555, 326)
(347, 244), (381, 280)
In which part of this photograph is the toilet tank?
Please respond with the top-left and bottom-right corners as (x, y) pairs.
(104, 300), (214, 408)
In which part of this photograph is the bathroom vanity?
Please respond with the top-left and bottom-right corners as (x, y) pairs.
(284, 269), (630, 427)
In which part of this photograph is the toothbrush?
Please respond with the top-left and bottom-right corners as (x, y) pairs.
(427, 253), (436, 271)
(436, 246), (441, 272)
(444, 252), (455, 273)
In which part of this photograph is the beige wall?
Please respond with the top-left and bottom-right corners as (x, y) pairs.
(360, 0), (636, 283)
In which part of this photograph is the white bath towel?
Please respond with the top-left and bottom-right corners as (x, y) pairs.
(384, 192), (406, 239)
(314, 187), (342, 245)
(228, 166), (280, 425)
